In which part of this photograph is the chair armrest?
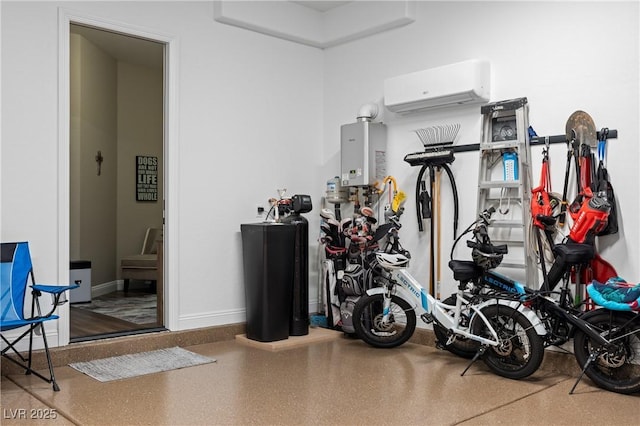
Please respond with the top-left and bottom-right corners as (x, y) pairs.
(31, 284), (80, 294)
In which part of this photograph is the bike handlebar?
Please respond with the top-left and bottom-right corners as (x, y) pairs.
(479, 207), (496, 225)
(467, 207), (510, 254)
(450, 206), (501, 260)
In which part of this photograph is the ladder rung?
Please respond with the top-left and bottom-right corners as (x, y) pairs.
(478, 181), (521, 189)
(490, 220), (523, 228)
(481, 197), (523, 204)
(480, 141), (524, 150)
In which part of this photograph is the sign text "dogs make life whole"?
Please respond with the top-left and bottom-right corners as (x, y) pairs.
(136, 156), (158, 202)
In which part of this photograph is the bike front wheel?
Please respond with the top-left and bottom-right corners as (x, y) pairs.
(471, 304), (544, 379)
(573, 309), (640, 394)
(353, 294), (416, 348)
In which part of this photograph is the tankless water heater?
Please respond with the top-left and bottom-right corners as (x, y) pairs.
(340, 120), (387, 187)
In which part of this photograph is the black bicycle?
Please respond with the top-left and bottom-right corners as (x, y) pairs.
(436, 209), (640, 394)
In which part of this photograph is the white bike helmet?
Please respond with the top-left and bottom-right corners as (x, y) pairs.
(376, 252), (410, 269)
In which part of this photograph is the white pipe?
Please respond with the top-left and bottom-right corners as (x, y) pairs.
(357, 102), (379, 122)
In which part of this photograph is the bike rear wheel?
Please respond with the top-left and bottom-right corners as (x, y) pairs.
(573, 310), (640, 394)
(471, 304), (544, 379)
(433, 295), (479, 359)
(353, 294), (416, 348)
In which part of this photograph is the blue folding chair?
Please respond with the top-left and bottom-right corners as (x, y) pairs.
(1, 242), (78, 391)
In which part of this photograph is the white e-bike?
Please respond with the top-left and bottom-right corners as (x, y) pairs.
(352, 209), (547, 379)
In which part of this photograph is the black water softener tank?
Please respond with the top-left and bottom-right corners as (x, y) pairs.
(241, 222), (295, 342)
(281, 194), (312, 336)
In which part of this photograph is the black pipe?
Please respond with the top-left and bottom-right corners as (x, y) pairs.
(450, 129), (618, 153)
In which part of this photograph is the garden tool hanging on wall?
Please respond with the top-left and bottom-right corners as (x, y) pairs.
(563, 110), (598, 225)
(594, 128), (618, 236)
(561, 111), (618, 292)
(530, 139), (561, 279)
(404, 124), (460, 297)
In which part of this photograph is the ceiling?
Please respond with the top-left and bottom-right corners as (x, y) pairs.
(69, 3), (352, 66)
(215, 1), (415, 49)
(72, 1), (403, 60)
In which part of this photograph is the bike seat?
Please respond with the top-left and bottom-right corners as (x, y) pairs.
(448, 260), (483, 282)
(552, 243), (595, 265)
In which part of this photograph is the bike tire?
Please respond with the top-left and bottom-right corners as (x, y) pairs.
(471, 304), (544, 380)
(433, 295), (479, 359)
(352, 293), (416, 348)
(573, 309), (640, 395)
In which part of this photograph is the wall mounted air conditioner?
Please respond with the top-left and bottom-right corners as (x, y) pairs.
(383, 59), (490, 113)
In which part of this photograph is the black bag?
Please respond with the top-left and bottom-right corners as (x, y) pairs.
(595, 161), (618, 235)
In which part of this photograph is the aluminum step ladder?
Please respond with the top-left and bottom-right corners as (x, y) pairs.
(476, 97), (538, 287)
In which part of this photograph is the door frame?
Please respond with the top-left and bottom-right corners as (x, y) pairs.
(58, 9), (180, 344)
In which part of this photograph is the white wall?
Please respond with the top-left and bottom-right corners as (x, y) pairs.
(70, 32), (119, 286)
(116, 60), (164, 279)
(322, 1), (640, 300)
(1, 1), (638, 345)
(1, 1), (324, 339)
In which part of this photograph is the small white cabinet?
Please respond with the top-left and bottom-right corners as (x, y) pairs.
(70, 260), (91, 303)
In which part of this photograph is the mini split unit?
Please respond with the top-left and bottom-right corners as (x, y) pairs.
(383, 59), (490, 113)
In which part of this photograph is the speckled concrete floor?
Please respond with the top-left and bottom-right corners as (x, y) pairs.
(2, 334), (638, 425)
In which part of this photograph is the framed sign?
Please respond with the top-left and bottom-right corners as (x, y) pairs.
(136, 156), (158, 201)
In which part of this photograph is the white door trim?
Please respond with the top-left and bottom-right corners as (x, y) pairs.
(58, 8), (180, 343)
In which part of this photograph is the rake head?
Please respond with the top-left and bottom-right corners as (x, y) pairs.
(414, 124), (461, 147)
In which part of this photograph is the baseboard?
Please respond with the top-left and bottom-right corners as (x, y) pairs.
(177, 308), (246, 330)
(178, 302), (321, 330)
(91, 280), (119, 298)
(91, 280), (155, 298)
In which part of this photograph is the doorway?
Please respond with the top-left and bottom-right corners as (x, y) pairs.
(68, 24), (166, 341)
